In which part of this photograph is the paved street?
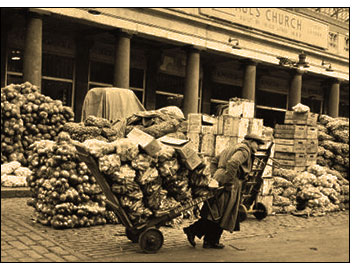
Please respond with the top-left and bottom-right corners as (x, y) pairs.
(1, 197), (350, 262)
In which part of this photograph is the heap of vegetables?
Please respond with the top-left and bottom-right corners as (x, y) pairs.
(26, 133), (118, 229)
(82, 136), (211, 225)
(125, 109), (187, 140)
(271, 164), (349, 216)
(317, 115), (349, 179)
(1, 161), (32, 187)
(1, 82), (74, 166)
(63, 115), (122, 142)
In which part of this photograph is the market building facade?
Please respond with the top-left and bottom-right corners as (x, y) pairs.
(1, 8), (349, 124)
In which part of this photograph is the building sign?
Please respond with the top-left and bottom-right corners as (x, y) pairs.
(199, 8), (329, 49)
(212, 67), (243, 87)
(258, 76), (289, 93)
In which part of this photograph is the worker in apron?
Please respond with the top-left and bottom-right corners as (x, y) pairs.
(183, 134), (265, 249)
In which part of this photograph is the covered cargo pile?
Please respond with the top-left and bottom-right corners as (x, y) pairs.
(270, 164), (349, 216)
(1, 82), (74, 166)
(317, 115), (350, 179)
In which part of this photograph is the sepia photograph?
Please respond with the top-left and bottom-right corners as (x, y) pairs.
(1, 4), (353, 264)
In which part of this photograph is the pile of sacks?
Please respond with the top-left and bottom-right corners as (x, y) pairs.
(271, 164), (349, 216)
(82, 136), (211, 225)
(1, 161), (32, 187)
(317, 115), (349, 179)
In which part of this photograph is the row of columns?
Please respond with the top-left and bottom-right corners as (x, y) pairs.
(19, 11), (342, 119)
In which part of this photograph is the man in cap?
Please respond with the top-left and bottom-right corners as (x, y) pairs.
(183, 133), (265, 249)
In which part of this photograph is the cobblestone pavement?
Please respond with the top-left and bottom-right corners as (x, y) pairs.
(1, 198), (349, 262)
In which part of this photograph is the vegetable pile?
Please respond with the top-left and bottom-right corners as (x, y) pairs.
(317, 115), (349, 179)
(82, 136), (212, 225)
(26, 130), (212, 229)
(63, 115), (122, 142)
(1, 161), (32, 187)
(1, 82), (74, 166)
(125, 110), (187, 140)
(26, 133), (118, 229)
(271, 164), (349, 216)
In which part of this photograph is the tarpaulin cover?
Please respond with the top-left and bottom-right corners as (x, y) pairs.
(81, 88), (145, 122)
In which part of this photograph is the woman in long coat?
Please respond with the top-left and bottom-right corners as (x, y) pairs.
(183, 134), (265, 249)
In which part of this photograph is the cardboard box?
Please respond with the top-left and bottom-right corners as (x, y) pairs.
(201, 125), (214, 134)
(184, 151), (202, 170)
(248, 118), (263, 136)
(228, 98), (255, 118)
(188, 113), (202, 125)
(202, 114), (217, 125)
(127, 127), (161, 156)
(238, 118), (249, 138)
(187, 124), (202, 133)
(223, 115), (240, 136)
(200, 133), (215, 156)
(173, 141), (195, 160)
(186, 132), (200, 153)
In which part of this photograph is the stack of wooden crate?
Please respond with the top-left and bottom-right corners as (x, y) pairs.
(273, 111), (318, 171)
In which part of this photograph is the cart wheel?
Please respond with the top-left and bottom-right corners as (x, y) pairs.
(253, 202), (268, 220)
(125, 228), (140, 243)
(139, 228), (164, 254)
(239, 204), (248, 222)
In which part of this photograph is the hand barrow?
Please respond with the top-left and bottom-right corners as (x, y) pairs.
(238, 142), (274, 222)
(73, 141), (223, 254)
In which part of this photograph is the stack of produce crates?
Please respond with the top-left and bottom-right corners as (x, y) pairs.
(274, 110), (318, 172)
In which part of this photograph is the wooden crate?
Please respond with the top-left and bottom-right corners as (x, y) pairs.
(274, 139), (307, 153)
(274, 124), (307, 139)
(223, 115), (240, 136)
(228, 98), (255, 118)
(188, 113), (202, 125)
(307, 113), (318, 126)
(274, 158), (306, 166)
(285, 111), (318, 126)
(201, 125), (214, 134)
(274, 152), (306, 161)
(186, 132), (200, 153)
(248, 118), (263, 136)
(306, 139), (318, 153)
(200, 133), (215, 156)
(307, 126), (318, 139)
(277, 164), (306, 172)
(238, 118), (249, 138)
(306, 153), (318, 166)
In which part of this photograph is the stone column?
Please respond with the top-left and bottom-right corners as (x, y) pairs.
(242, 60), (257, 101)
(201, 63), (214, 115)
(183, 48), (200, 117)
(23, 12), (42, 87)
(114, 31), (131, 89)
(1, 15), (7, 88)
(288, 69), (303, 110)
(328, 79), (340, 118)
(74, 38), (92, 122)
(145, 49), (162, 110)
